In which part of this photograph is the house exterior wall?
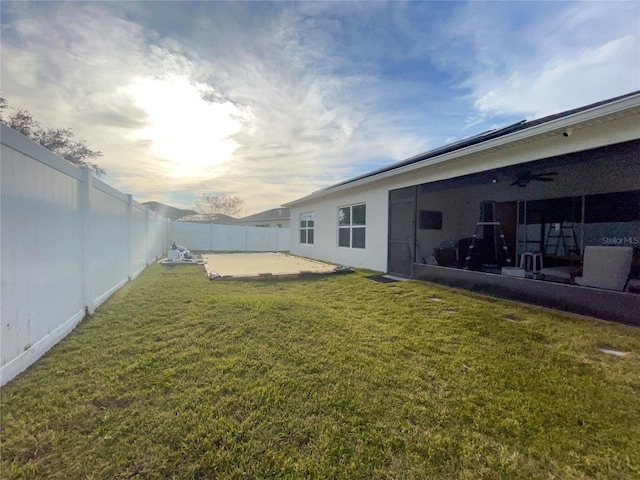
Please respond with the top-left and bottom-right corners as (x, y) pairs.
(291, 183), (390, 271)
(287, 100), (640, 273)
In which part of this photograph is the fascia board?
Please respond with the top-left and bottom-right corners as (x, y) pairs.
(284, 93), (640, 207)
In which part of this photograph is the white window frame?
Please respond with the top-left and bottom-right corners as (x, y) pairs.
(338, 203), (366, 249)
(300, 212), (315, 245)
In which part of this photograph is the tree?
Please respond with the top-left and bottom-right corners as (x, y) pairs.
(194, 193), (245, 220)
(0, 97), (105, 177)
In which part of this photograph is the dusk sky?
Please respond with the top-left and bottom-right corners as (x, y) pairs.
(1, 1), (639, 215)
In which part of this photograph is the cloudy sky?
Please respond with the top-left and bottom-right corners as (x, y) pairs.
(1, 1), (638, 214)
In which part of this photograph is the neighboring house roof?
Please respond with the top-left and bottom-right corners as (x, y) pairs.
(236, 208), (290, 223)
(175, 213), (237, 223)
(284, 90), (640, 206)
(175, 209), (290, 224)
(143, 201), (196, 221)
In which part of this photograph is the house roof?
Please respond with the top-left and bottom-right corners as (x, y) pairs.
(236, 208), (290, 222)
(175, 213), (236, 223)
(175, 209), (290, 224)
(143, 201), (196, 220)
(284, 90), (640, 207)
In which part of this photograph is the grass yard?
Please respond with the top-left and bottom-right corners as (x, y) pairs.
(2, 264), (640, 479)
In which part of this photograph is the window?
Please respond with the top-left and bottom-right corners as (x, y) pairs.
(338, 204), (366, 248)
(300, 212), (314, 244)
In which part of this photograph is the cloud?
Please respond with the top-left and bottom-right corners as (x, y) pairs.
(472, 35), (639, 119)
(2, 1), (435, 211)
(170, 3), (436, 200)
(449, 1), (640, 119)
(119, 76), (245, 179)
(1, 3), (250, 204)
(2, 1), (637, 213)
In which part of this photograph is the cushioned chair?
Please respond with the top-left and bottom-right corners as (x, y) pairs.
(574, 246), (633, 291)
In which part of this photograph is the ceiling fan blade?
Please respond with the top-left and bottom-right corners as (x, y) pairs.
(532, 171), (558, 178)
(510, 170), (557, 186)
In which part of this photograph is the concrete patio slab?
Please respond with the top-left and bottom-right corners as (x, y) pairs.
(203, 252), (344, 280)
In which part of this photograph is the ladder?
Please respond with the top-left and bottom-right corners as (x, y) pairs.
(544, 222), (580, 256)
(464, 201), (512, 270)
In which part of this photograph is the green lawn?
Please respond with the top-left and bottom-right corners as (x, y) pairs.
(2, 264), (640, 479)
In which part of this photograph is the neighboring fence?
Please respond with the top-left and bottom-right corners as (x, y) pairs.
(1, 124), (169, 386)
(169, 221), (290, 252)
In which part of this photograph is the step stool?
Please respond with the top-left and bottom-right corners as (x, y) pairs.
(519, 251), (543, 273)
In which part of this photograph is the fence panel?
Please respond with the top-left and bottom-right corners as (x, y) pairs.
(90, 180), (130, 306)
(155, 216), (169, 259)
(169, 222), (290, 252)
(1, 124), (165, 386)
(169, 222), (212, 250)
(246, 226), (277, 251)
(1, 129), (85, 385)
(211, 224), (248, 251)
(277, 227), (289, 251)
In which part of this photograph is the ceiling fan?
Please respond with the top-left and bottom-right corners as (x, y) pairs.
(510, 170), (558, 187)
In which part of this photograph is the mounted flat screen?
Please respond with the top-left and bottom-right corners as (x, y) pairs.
(419, 210), (443, 230)
(585, 190), (640, 223)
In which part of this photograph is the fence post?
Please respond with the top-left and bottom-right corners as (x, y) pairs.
(151, 211), (157, 261)
(145, 205), (151, 265)
(156, 214), (163, 259)
(165, 218), (170, 254)
(155, 214), (160, 259)
(80, 167), (95, 314)
(126, 194), (133, 279)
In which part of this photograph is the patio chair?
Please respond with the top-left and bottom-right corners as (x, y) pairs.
(574, 246), (633, 291)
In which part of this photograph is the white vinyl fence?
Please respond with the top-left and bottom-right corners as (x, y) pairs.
(1, 124), (169, 386)
(169, 222), (289, 252)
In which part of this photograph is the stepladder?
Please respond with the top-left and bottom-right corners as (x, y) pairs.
(464, 201), (512, 270)
(544, 221), (580, 257)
